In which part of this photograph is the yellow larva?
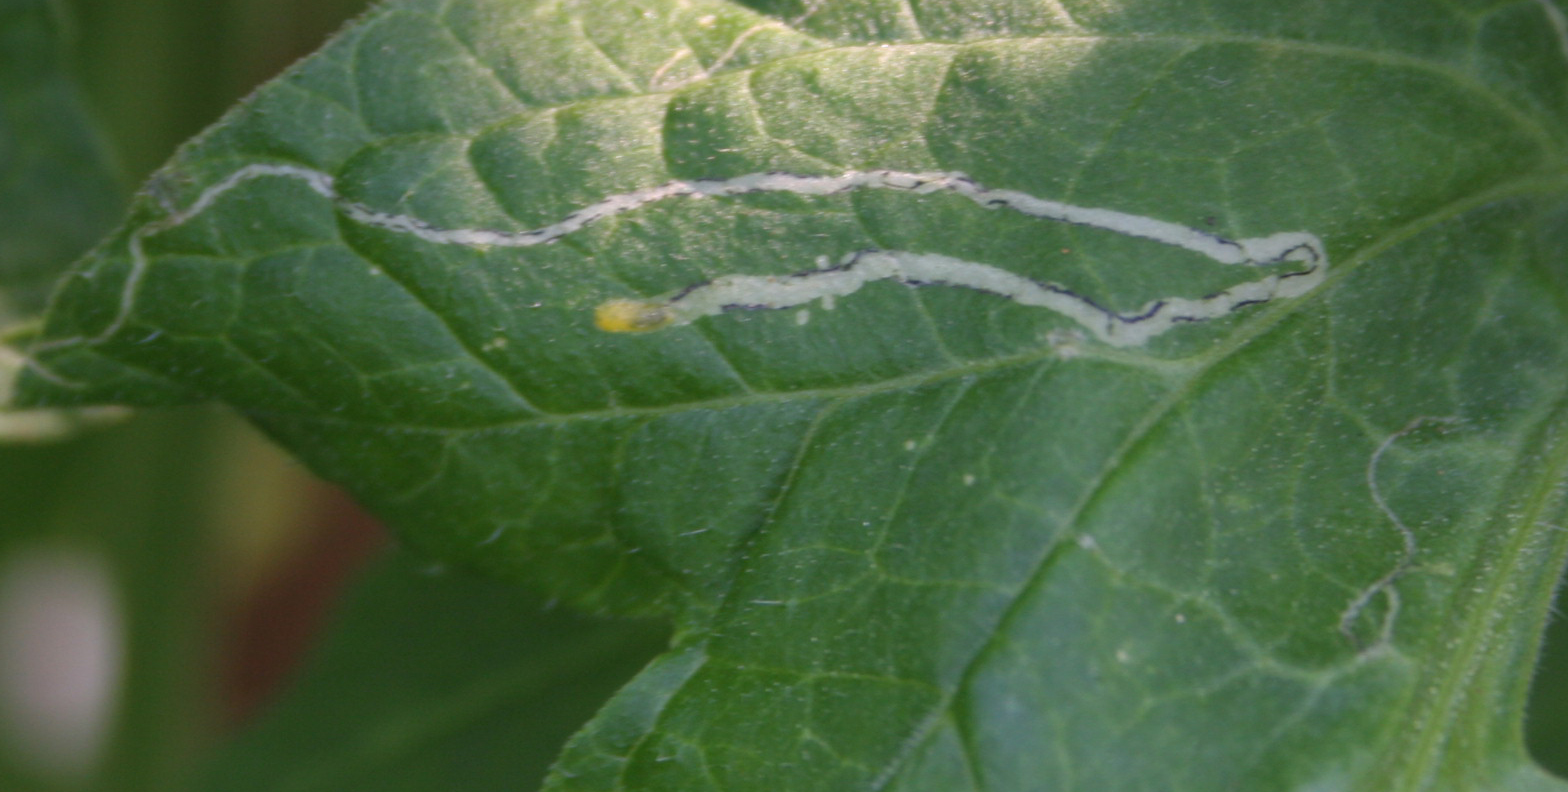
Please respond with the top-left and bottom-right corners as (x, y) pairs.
(594, 299), (677, 333)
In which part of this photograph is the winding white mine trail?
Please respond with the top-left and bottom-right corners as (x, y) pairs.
(56, 164), (1328, 353)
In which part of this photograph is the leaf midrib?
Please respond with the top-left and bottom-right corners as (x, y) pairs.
(1379, 394), (1568, 790)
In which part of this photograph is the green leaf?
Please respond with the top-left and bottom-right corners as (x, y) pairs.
(198, 551), (667, 792)
(14, 0), (1568, 788)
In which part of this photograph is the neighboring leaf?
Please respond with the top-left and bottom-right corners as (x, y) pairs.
(13, 0), (1568, 789)
(0, 0), (120, 318)
(197, 551), (667, 792)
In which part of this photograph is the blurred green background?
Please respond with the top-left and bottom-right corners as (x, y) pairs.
(0, 0), (1565, 789)
(1, 2), (372, 790)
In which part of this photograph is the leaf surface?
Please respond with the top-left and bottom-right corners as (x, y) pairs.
(13, 0), (1568, 789)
